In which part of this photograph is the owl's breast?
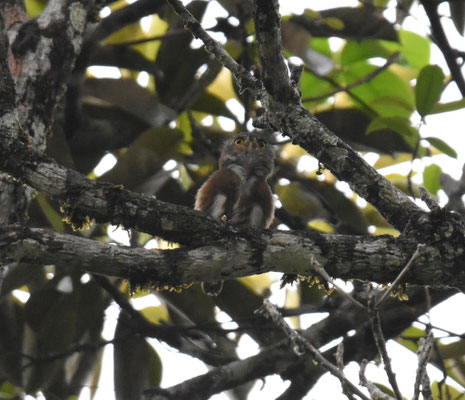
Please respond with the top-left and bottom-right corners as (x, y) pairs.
(231, 176), (274, 228)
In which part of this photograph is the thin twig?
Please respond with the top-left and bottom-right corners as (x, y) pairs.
(368, 289), (404, 400)
(415, 320), (465, 339)
(413, 328), (434, 400)
(302, 64), (378, 116)
(420, 187), (441, 212)
(165, 0), (263, 96)
(336, 343), (356, 400)
(258, 299), (371, 400)
(113, 29), (189, 46)
(20, 337), (120, 371)
(311, 255), (367, 310)
(359, 359), (396, 400)
(407, 137), (421, 198)
(302, 53), (400, 103)
(376, 244), (424, 308)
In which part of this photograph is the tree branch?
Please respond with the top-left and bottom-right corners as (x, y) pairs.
(420, 0), (465, 97)
(258, 299), (370, 400)
(368, 292), (403, 400)
(143, 287), (453, 400)
(8, 0), (97, 150)
(165, 0), (263, 96)
(1, 224), (464, 289)
(166, 0), (426, 232)
(143, 341), (298, 400)
(0, 127), (240, 245)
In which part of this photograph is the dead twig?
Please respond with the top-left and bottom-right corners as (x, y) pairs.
(368, 287), (404, 400)
(257, 299), (370, 400)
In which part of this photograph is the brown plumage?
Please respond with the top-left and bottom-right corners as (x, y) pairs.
(195, 130), (275, 295)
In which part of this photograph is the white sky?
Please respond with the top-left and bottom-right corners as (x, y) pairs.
(78, 1), (465, 399)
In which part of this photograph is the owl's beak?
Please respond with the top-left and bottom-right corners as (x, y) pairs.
(245, 139), (255, 150)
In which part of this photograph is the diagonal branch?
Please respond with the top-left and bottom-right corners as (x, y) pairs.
(258, 299), (370, 400)
(166, 0), (425, 232)
(165, 0), (263, 96)
(143, 287), (452, 400)
(420, 0), (465, 97)
(0, 125), (240, 245)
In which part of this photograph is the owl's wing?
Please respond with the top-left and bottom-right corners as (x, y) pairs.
(195, 169), (241, 219)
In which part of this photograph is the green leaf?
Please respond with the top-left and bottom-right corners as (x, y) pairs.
(399, 30), (431, 70)
(340, 61), (414, 118)
(192, 91), (238, 121)
(25, 0), (46, 17)
(0, 381), (20, 399)
(431, 381), (465, 399)
(341, 40), (393, 65)
(311, 38), (332, 58)
(395, 325), (425, 353)
(383, 30), (430, 70)
(300, 71), (334, 104)
(36, 194), (65, 233)
(423, 164), (442, 195)
(373, 383), (398, 398)
(415, 65), (445, 117)
(140, 306), (170, 325)
(438, 340), (465, 359)
(423, 137), (457, 158)
(323, 17), (344, 30)
(432, 97), (465, 114)
(367, 116), (419, 147)
(370, 96), (414, 113)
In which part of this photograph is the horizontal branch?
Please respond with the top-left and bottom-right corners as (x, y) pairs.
(1, 224), (462, 289)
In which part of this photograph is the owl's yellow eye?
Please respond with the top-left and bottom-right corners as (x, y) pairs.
(258, 140), (266, 149)
(234, 137), (244, 145)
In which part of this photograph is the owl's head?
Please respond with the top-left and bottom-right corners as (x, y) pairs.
(219, 131), (275, 178)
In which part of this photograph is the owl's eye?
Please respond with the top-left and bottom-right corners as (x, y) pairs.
(258, 140), (266, 149)
(234, 137), (244, 145)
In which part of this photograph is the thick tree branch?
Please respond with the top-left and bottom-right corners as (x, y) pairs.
(7, 0), (96, 150)
(0, 126), (241, 245)
(252, 1), (425, 232)
(1, 224), (464, 289)
(0, 27), (29, 225)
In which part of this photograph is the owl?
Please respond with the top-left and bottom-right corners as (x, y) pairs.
(195, 130), (275, 296)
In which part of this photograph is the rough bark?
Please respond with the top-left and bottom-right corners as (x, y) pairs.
(1, 224), (463, 289)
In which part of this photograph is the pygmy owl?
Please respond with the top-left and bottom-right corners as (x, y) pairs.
(195, 131), (275, 295)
